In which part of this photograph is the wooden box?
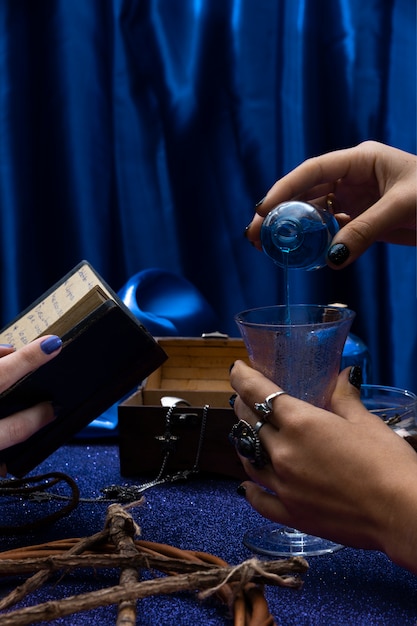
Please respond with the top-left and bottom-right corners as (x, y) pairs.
(118, 336), (249, 480)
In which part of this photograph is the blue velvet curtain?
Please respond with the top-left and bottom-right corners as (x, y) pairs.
(0, 0), (415, 390)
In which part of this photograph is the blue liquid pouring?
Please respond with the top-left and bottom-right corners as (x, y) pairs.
(260, 201), (371, 378)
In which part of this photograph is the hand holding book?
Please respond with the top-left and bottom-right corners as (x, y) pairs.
(0, 335), (63, 475)
(0, 261), (167, 477)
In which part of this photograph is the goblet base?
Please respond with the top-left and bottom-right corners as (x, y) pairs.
(243, 523), (344, 557)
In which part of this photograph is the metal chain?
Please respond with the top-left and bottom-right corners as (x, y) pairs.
(100, 403), (210, 501)
(3, 404), (211, 506)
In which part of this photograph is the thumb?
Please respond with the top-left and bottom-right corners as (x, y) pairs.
(327, 190), (414, 268)
(330, 366), (370, 423)
(327, 215), (376, 268)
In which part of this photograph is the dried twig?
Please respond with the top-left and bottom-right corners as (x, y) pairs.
(0, 505), (308, 625)
(106, 503), (142, 626)
(0, 557), (307, 626)
(0, 528), (109, 612)
(0, 551), (307, 578)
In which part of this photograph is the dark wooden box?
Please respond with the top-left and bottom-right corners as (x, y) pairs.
(118, 336), (249, 480)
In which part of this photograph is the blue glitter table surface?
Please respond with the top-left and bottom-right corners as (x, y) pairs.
(0, 442), (416, 625)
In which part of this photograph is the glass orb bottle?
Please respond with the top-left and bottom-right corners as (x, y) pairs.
(260, 200), (339, 271)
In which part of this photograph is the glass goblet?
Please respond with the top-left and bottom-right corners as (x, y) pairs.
(361, 384), (417, 433)
(235, 304), (355, 557)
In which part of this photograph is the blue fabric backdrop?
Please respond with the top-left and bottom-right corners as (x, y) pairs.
(0, 0), (415, 390)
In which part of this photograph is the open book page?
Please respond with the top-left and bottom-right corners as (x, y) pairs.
(0, 263), (114, 348)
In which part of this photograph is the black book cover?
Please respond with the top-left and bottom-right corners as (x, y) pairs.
(0, 261), (167, 476)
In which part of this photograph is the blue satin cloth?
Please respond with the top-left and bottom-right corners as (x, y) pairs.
(0, 0), (415, 392)
(0, 441), (416, 625)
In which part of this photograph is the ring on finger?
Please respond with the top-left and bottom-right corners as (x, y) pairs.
(228, 419), (268, 468)
(326, 192), (337, 212)
(254, 390), (287, 418)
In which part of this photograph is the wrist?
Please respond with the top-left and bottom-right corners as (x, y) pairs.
(379, 478), (417, 574)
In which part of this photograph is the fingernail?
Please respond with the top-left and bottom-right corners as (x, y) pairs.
(229, 362), (235, 373)
(349, 365), (363, 390)
(255, 197), (265, 208)
(244, 224), (256, 246)
(40, 336), (62, 355)
(237, 484), (247, 497)
(229, 393), (237, 408)
(327, 243), (350, 266)
(0, 344), (14, 349)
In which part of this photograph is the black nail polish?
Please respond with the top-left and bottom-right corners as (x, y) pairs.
(327, 243), (350, 266)
(229, 393), (237, 408)
(349, 365), (363, 390)
(244, 225), (256, 247)
(255, 197), (265, 208)
(229, 362), (235, 373)
(237, 484), (246, 497)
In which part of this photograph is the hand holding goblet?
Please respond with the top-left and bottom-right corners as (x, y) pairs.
(230, 360), (417, 570)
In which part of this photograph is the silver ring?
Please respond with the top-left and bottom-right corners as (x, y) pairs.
(228, 419), (268, 468)
(253, 420), (266, 434)
(254, 390), (287, 417)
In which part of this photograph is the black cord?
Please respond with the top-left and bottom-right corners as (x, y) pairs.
(0, 472), (80, 535)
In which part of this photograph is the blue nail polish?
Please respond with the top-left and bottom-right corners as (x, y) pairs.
(40, 336), (62, 355)
(0, 344), (14, 349)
